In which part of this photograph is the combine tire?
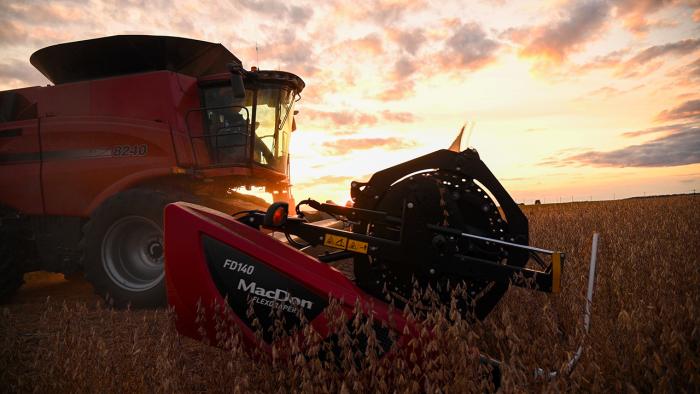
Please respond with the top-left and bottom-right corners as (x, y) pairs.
(0, 234), (24, 303)
(82, 188), (195, 308)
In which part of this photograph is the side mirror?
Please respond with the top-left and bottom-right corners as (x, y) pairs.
(227, 63), (246, 99)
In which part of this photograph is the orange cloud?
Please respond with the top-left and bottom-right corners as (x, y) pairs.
(584, 85), (624, 98)
(299, 78), (344, 105)
(508, 1), (611, 64)
(235, 25), (324, 78)
(321, 137), (416, 155)
(380, 110), (415, 123)
(294, 175), (356, 188)
(301, 108), (417, 130)
(0, 2), (88, 24)
(334, 34), (384, 56)
(301, 109), (378, 130)
(613, 0), (677, 36)
(505, 0), (685, 70)
(572, 49), (628, 72)
(376, 80), (415, 101)
(0, 19), (79, 47)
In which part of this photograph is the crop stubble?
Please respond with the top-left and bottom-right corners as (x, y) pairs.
(0, 195), (698, 392)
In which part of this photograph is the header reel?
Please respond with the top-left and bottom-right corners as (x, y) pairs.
(242, 149), (562, 319)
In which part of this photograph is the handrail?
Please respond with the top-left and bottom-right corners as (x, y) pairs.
(184, 104), (251, 169)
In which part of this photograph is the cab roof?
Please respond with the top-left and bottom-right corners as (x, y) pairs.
(30, 35), (242, 84)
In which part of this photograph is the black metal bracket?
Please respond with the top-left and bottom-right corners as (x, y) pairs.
(237, 199), (563, 294)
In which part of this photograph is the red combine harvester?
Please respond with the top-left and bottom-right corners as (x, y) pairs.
(0, 35), (304, 307)
(2, 35), (591, 381)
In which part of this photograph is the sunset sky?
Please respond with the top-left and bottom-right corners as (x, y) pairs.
(1, 0), (699, 204)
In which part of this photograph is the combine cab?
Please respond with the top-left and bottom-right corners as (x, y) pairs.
(0, 35), (304, 307)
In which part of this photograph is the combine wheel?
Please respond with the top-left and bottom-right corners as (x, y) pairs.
(82, 188), (196, 308)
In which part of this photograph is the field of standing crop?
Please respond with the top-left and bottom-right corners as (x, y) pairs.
(1, 195), (698, 392)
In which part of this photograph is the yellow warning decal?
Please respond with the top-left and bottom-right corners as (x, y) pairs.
(324, 234), (347, 250)
(347, 239), (369, 254)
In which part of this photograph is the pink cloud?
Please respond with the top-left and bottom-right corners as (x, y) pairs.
(613, 0), (676, 35)
(573, 49), (629, 72)
(330, 0), (426, 24)
(656, 99), (700, 121)
(233, 1), (314, 25)
(627, 38), (700, 65)
(0, 58), (48, 88)
(334, 34), (384, 56)
(294, 175), (356, 188)
(568, 39), (699, 79)
(380, 110), (415, 123)
(301, 109), (378, 129)
(321, 137), (417, 155)
(386, 27), (426, 55)
(438, 22), (500, 70)
(376, 80), (415, 101)
(622, 122), (696, 137)
(301, 108), (416, 129)
(512, 1), (611, 64)
(504, 0), (685, 68)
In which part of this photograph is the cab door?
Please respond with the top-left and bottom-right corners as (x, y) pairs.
(0, 91), (43, 215)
